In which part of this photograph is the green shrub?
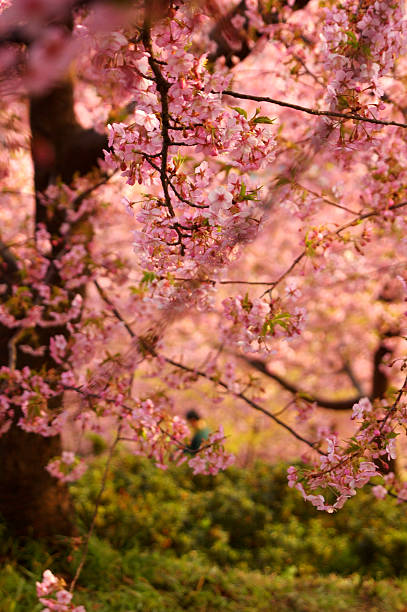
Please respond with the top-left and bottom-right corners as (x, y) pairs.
(69, 453), (407, 578)
(4, 453), (407, 610)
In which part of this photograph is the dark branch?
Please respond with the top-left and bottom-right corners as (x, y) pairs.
(372, 337), (396, 400)
(242, 356), (361, 410)
(221, 90), (407, 129)
(342, 360), (365, 396)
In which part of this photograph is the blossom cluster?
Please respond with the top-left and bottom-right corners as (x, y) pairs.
(288, 393), (405, 511)
(36, 569), (85, 612)
(46, 451), (87, 483)
(221, 294), (305, 353)
(0, 366), (65, 437)
(1, 0), (407, 578)
(287, 454), (381, 513)
(100, 8), (276, 309)
(321, 0), (407, 140)
(186, 426), (235, 475)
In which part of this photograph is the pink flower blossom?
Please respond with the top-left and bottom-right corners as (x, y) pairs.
(372, 485), (387, 500)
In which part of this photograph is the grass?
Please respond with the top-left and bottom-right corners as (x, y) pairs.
(3, 550), (407, 611)
(2, 453), (407, 611)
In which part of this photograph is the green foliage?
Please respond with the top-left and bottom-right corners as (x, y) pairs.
(71, 455), (407, 578)
(4, 546), (407, 611)
(4, 455), (407, 610)
(231, 107), (248, 119)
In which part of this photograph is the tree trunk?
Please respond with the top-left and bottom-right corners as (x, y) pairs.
(0, 73), (106, 537)
(0, 424), (73, 537)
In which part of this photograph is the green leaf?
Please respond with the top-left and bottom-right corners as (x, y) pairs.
(173, 152), (186, 167)
(275, 176), (291, 187)
(238, 182), (259, 202)
(261, 319), (274, 336)
(241, 293), (252, 312)
(141, 271), (156, 285)
(232, 107), (248, 119)
(345, 443), (360, 454)
(253, 116), (276, 125)
(130, 285), (143, 295)
(298, 391), (314, 401)
(261, 312), (292, 336)
(345, 30), (359, 48)
(244, 191), (259, 201)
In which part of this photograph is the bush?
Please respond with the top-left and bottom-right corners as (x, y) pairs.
(70, 453), (407, 578)
(3, 453), (407, 610)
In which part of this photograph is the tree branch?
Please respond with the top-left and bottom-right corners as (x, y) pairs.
(372, 336), (396, 400)
(262, 200), (407, 295)
(241, 356), (361, 410)
(341, 359), (365, 396)
(70, 424), (121, 593)
(221, 90), (407, 129)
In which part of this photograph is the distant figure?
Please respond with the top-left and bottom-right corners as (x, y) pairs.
(185, 410), (210, 453)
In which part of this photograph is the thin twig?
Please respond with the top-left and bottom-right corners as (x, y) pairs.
(69, 425), (121, 593)
(71, 171), (118, 209)
(341, 359), (365, 396)
(295, 183), (360, 215)
(94, 280), (135, 338)
(221, 90), (407, 129)
(292, 54), (325, 87)
(379, 373), (407, 433)
(261, 199), (407, 295)
(145, 157), (209, 209)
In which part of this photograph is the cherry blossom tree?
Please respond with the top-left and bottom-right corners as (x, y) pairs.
(1, 0), (407, 605)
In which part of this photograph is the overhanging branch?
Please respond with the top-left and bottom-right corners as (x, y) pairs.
(242, 356), (361, 411)
(221, 90), (407, 129)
